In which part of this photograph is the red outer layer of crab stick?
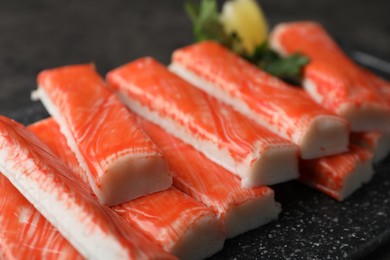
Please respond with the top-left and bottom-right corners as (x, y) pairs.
(0, 174), (82, 260)
(169, 41), (350, 159)
(113, 188), (225, 260)
(351, 132), (390, 163)
(300, 145), (374, 201)
(28, 118), (90, 188)
(34, 64), (172, 206)
(0, 116), (175, 260)
(106, 57), (299, 187)
(30, 117), (225, 260)
(270, 22), (390, 132)
(140, 119), (281, 238)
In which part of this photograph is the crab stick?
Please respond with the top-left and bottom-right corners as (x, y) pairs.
(107, 57), (299, 187)
(300, 145), (374, 201)
(0, 116), (175, 260)
(170, 41), (350, 159)
(113, 188), (225, 260)
(140, 119), (281, 238)
(0, 174), (82, 259)
(351, 132), (390, 162)
(28, 118), (90, 188)
(33, 64), (172, 205)
(30, 117), (225, 260)
(270, 22), (390, 132)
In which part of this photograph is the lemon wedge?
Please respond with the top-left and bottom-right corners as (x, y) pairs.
(220, 0), (269, 54)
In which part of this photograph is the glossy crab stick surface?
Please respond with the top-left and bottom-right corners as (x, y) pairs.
(0, 174), (82, 259)
(270, 22), (390, 132)
(107, 57), (299, 187)
(113, 188), (225, 260)
(300, 145), (374, 201)
(28, 118), (90, 188)
(34, 64), (172, 205)
(0, 116), (175, 260)
(351, 132), (390, 163)
(170, 41), (350, 159)
(140, 119), (281, 238)
(30, 117), (225, 260)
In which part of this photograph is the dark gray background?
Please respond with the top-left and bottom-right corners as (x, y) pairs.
(0, 0), (389, 116)
(1, 0), (389, 259)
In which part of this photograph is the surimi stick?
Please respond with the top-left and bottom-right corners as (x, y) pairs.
(351, 132), (390, 163)
(0, 116), (175, 260)
(33, 64), (172, 205)
(113, 188), (225, 260)
(28, 118), (90, 188)
(107, 57), (299, 187)
(0, 174), (82, 259)
(30, 117), (225, 260)
(140, 119), (281, 238)
(300, 145), (374, 201)
(269, 22), (390, 132)
(170, 41), (350, 159)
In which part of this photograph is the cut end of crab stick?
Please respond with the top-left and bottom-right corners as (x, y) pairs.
(114, 188), (225, 260)
(140, 119), (281, 238)
(169, 60), (349, 159)
(100, 154), (171, 206)
(224, 188), (281, 238)
(35, 64), (172, 206)
(300, 145), (374, 201)
(338, 102), (390, 132)
(299, 115), (349, 159)
(171, 213), (224, 260)
(351, 132), (390, 162)
(246, 145), (298, 187)
(107, 57), (299, 187)
(0, 116), (175, 260)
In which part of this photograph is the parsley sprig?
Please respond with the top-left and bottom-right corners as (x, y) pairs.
(185, 0), (309, 83)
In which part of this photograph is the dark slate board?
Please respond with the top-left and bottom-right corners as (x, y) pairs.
(10, 101), (390, 260)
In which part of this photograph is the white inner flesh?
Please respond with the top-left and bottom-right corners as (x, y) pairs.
(268, 24), (289, 57)
(339, 155), (374, 200)
(338, 102), (390, 132)
(102, 155), (172, 206)
(0, 149), (130, 260)
(374, 133), (390, 162)
(171, 214), (225, 260)
(304, 68), (390, 133)
(34, 88), (172, 206)
(169, 62), (349, 159)
(116, 91), (297, 187)
(244, 145), (299, 187)
(224, 190), (281, 238)
(299, 115), (349, 159)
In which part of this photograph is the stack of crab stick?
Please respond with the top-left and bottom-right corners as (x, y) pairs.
(169, 41), (350, 159)
(29, 118), (226, 260)
(0, 116), (175, 260)
(0, 20), (389, 259)
(33, 64), (172, 206)
(106, 57), (299, 187)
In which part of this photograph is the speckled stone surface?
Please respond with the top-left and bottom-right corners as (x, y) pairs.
(2, 0), (390, 259)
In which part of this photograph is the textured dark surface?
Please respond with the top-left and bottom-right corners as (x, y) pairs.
(1, 0), (390, 259)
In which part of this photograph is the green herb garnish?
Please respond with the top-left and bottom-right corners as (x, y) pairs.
(185, 0), (309, 84)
